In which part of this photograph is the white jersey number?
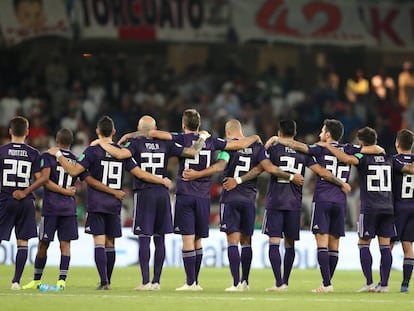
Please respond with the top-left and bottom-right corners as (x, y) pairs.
(56, 165), (73, 189)
(367, 165), (391, 192)
(184, 150), (211, 170)
(324, 155), (349, 182)
(141, 152), (165, 178)
(2, 159), (31, 188)
(402, 174), (414, 199)
(234, 156), (251, 178)
(278, 156), (303, 183)
(101, 160), (123, 188)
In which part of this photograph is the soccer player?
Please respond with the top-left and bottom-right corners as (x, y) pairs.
(182, 119), (305, 291)
(320, 127), (400, 293)
(49, 116), (171, 290)
(267, 119), (378, 292)
(391, 129), (414, 292)
(96, 115), (204, 291)
(0, 116), (48, 290)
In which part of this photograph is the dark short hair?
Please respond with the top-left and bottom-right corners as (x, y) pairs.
(97, 116), (114, 138)
(357, 127), (377, 146)
(324, 119), (344, 141)
(9, 116), (29, 137)
(278, 120), (296, 137)
(397, 129), (414, 150)
(56, 128), (73, 147)
(182, 109), (200, 131)
(14, 0), (42, 10)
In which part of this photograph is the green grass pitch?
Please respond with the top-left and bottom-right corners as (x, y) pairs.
(0, 266), (413, 311)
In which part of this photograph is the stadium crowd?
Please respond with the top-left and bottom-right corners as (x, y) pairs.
(0, 49), (412, 231)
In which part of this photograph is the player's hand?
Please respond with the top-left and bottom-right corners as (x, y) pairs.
(90, 139), (100, 146)
(264, 136), (278, 149)
(114, 190), (126, 201)
(198, 130), (211, 140)
(182, 169), (200, 181)
(341, 182), (351, 194)
(66, 186), (76, 196)
(47, 146), (60, 156)
(12, 190), (26, 200)
(162, 177), (172, 190)
(117, 134), (131, 145)
(223, 177), (237, 191)
(291, 173), (304, 186)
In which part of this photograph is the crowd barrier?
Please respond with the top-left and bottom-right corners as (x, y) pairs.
(0, 228), (404, 270)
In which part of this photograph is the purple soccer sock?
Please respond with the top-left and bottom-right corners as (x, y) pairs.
(359, 244), (373, 285)
(227, 244), (240, 286)
(283, 247), (295, 285)
(105, 248), (115, 284)
(138, 236), (151, 284)
(403, 258), (414, 286)
(379, 245), (392, 287)
(94, 244), (108, 285)
(328, 250), (339, 279)
(59, 255), (70, 281)
(241, 245), (252, 284)
(12, 246), (28, 283)
(317, 247), (331, 287)
(34, 256), (47, 281)
(152, 236), (165, 284)
(195, 248), (203, 284)
(182, 250), (196, 285)
(269, 243), (282, 286)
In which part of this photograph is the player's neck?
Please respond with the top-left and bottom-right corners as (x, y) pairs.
(99, 137), (113, 143)
(184, 129), (197, 134)
(326, 138), (337, 143)
(398, 148), (411, 154)
(11, 136), (25, 143)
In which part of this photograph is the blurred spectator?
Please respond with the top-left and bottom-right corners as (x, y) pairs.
(213, 81), (241, 119)
(0, 88), (22, 137)
(398, 61), (414, 109)
(345, 69), (370, 124)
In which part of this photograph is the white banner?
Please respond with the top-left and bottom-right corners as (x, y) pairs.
(231, 0), (376, 46)
(78, 0), (228, 42)
(0, 228), (404, 270)
(0, 0), (71, 46)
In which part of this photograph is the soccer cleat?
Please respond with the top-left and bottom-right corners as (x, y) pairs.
(375, 286), (389, 293)
(239, 280), (249, 291)
(265, 284), (288, 292)
(194, 284), (203, 291)
(312, 285), (334, 293)
(11, 282), (21, 290)
(96, 284), (110, 290)
(225, 283), (241, 292)
(175, 282), (198, 291)
(357, 283), (376, 292)
(22, 280), (41, 290)
(56, 280), (66, 290)
(134, 283), (153, 291)
(401, 285), (409, 293)
(151, 283), (161, 291)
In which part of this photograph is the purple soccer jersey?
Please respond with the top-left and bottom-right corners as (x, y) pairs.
(355, 152), (393, 214)
(78, 144), (137, 214)
(0, 142), (42, 201)
(393, 153), (414, 210)
(265, 144), (317, 211)
(220, 142), (267, 204)
(124, 137), (184, 190)
(308, 143), (360, 204)
(42, 150), (87, 216)
(172, 133), (227, 199)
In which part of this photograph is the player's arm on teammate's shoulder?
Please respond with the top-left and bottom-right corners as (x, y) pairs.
(48, 147), (86, 177)
(147, 129), (173, 140)
(224, 134), (261, 151)
(309, 164), (351, 194)
(98, 140), (132, 159)
(259, 158), (304, 186)
(360, 145), (385, 154)
(181, 130), (211, 158)
(401, 161), (414, 174)
(84, 176), (125, 200)
(222, 164), (264, 191)
(13, 166), (51, 200)
(117, 130), (148, 145)
(44, 179), (76, 196)
(270, 136), (310, 154)
(130, 166), (172, 189)
(318, 142), (359, 165)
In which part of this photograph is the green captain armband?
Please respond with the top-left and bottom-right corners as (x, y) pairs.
(217, 151), (230, 162)
(354, 153), (363, 159)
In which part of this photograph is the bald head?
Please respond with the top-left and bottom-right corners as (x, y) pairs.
(138, 115), (156, 131)
(225, 119), (243, 137)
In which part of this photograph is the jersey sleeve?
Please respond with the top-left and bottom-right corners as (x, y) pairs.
(212, 137), (227, 151)
(169, 141), (185, 157)
(124, 157), (138, 172)
(305, 154), (318, 167)
(41, 153), (53, 170)
(171, 132), (185, 145)
(393, 156), (406, 173)
(307, 144), (322, 156)
(257, 144), (267, 162)
(344, 144), (362, 155)
(77, 147), (92, 170)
